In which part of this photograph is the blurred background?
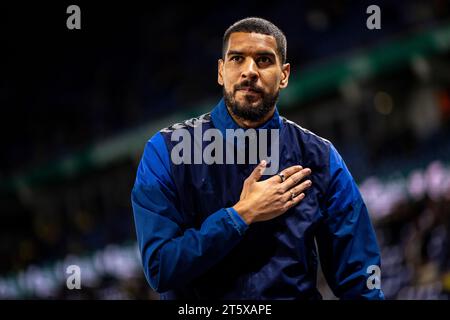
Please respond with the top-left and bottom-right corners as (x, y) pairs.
(1, 0), (450, 299)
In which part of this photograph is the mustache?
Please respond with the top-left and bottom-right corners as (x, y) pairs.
(234, 81), (263, 93)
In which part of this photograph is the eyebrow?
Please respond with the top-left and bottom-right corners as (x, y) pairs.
(227, 50), (244, 56)
(227, 50), (276, 58)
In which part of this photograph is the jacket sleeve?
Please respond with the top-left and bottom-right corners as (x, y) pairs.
(315, 143), (384, 299)
(131, 132), (248, 293)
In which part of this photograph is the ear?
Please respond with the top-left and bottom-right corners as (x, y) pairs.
(218, 59), (224, 86)
(279, 63), (290, 89)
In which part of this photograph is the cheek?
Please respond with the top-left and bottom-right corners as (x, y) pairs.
(223, 80), (234, 93)
(266, 73), (281, 92)
(223, 72), (239, 91)
(261, 74), (281, 92)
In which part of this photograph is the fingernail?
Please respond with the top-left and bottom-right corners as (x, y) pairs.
(261, 160), (267, 166)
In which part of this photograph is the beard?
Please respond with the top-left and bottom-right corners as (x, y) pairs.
(223, 81), (279, 122)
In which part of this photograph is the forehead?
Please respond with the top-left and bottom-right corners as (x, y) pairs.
(226, 32), (278, 54)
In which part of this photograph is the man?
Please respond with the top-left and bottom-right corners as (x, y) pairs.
(131, 17), (384, 300)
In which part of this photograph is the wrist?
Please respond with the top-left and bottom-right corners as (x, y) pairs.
(232, 201), (254, 225)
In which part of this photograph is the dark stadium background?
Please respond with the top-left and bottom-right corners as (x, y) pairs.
(1, 0), (450, 299)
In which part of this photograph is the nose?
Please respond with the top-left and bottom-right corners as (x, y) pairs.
(241, 58), (259, 81)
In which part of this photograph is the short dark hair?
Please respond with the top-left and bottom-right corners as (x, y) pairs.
(222, 17), (287, 64)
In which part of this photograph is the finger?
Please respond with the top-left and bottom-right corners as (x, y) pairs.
(283, 192), (305, 210)
(291, 192), (306, 206)
(247, 160), (267, 183)
(283, 193), (305, 211)
(280, 168), (312, 192)
(281, 180), (312, 201)
(290, 179), (312, 196)
(268, 164), (303, 183)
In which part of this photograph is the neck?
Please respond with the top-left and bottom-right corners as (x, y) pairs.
(226, 106), (275, 129)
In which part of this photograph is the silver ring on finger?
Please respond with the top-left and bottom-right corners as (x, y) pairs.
(277, 173), (286, 183)
(290, 190), (296, 201)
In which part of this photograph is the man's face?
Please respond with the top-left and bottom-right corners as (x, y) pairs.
(218, 32), (290, 122)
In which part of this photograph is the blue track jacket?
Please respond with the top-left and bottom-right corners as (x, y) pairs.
(131, 98), (384, 300)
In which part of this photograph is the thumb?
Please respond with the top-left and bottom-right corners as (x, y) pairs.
(248, 160), (267, 182)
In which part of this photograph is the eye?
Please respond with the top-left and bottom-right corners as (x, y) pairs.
(257, 56), (273, 66)
(230, 55), (243, 63)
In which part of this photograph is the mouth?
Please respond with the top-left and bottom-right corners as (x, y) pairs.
(237, 87), (261, 94)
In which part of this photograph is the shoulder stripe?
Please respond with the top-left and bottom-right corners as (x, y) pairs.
(160, 113), (211, 133)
